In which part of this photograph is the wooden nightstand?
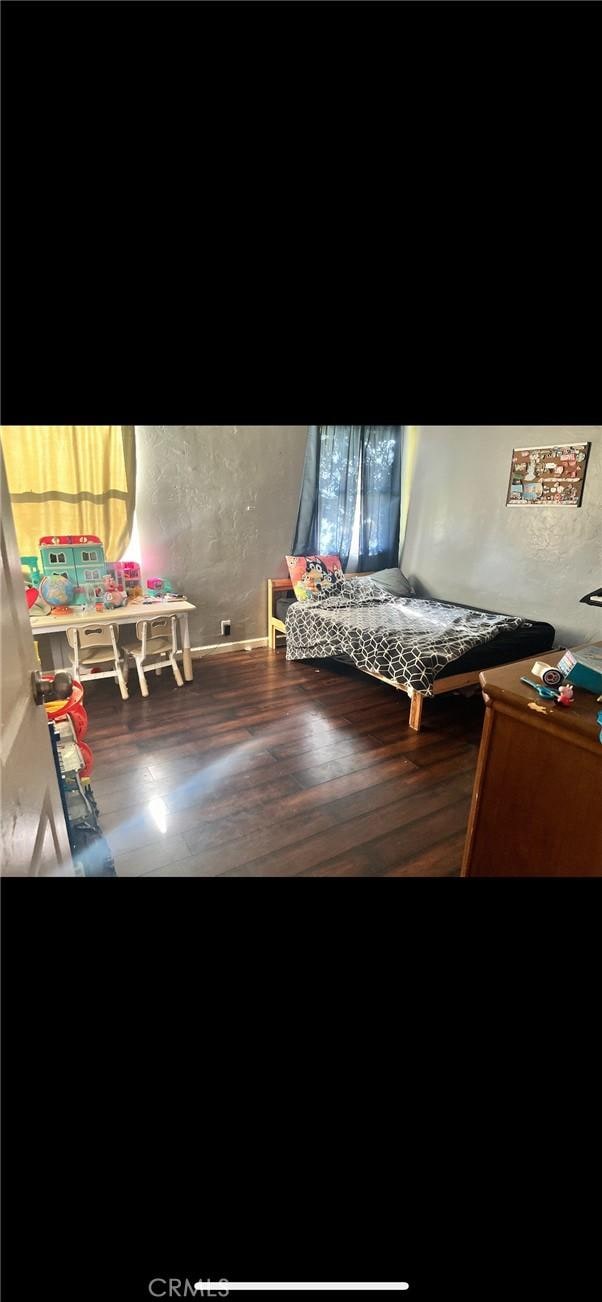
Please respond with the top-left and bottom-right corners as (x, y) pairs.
(462, 643), (602, 876)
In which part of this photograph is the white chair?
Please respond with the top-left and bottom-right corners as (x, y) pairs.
(123, 616), (184, 697)
(66, 624), (129, 700)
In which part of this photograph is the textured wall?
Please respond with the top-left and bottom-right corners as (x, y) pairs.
(401, 426), (602, 648)
(135, 426), (308, 646)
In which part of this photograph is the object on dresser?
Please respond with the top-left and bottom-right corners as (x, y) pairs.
(556, 645), (602, 696)
(557, 684), (574, 708)
(520, 676), (559, 700)
(531, 660), (565, 688)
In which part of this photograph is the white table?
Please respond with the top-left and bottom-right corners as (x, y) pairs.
(30, 599), (197, 681)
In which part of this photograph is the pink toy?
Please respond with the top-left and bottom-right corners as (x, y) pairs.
(557, 684), (574, 708)
(103, 589), (128, 609)
(103, 575), (128, 609)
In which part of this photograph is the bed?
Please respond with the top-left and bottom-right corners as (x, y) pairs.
(267, 574), (555, 732)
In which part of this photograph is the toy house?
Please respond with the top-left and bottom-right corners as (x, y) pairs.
(39, 535), (108, 606)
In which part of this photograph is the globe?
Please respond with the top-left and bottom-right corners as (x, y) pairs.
(40, 573), (76, 609)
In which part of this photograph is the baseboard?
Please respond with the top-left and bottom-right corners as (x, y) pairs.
(176, 637), (269, 660)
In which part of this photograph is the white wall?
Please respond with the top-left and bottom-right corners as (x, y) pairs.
(401, 426), (602, 648)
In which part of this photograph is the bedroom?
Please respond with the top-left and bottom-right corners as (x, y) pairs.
(1, 424), (600, 878)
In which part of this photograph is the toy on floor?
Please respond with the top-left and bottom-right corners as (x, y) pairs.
(42, 673), (88, 741)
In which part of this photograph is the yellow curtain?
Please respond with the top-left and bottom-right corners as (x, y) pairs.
(0, 426), (136, 562)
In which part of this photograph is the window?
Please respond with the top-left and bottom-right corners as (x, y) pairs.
(0, 426), (136, 561)
(293, 425), (403, 571)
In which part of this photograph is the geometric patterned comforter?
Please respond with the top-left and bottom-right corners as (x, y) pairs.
(285, 578), (523, 698)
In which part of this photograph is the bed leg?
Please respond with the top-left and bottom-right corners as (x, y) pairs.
(267, 581), (275, 651)
(409, 692), (425, 732)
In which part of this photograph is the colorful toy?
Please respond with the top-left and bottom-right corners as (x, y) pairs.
(103, 576), (128, 610)
(21, 555), (42, 587)
(122, 561), (142, 598)
(557, 646), (602, 696)
(42, 674), (88, 741)
(39, 572), (76, 613)
(106, 560), (126, 589)
(26, 587), (52, 616)
(23, 554), (52, 614)
(542, 668), (564, 689)
(77, 581), (108, 609)
(520, 677), (559, 700)
(145, 577), (173, 597)
(557, 684), (574, 708)
(78, 740), (94, 780)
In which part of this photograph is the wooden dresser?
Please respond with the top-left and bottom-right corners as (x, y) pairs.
(462, 644), (602, 877)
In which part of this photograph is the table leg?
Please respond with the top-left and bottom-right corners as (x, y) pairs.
(180, 614), (194, 681)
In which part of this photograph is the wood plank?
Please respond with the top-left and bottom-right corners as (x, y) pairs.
(219, 772), (475, 877)
(182, 761), (475, 875)
(78, 646), (482, 878)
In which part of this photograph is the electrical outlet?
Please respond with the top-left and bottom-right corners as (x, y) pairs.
(221, 620), (231, 637)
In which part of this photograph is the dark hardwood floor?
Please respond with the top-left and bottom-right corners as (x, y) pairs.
(83, 648), (485, 877)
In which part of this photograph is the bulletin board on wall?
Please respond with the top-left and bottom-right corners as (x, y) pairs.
(506, 442), (591, 506)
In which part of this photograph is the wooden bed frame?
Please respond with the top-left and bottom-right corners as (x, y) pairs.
(267, 576), (519, 733)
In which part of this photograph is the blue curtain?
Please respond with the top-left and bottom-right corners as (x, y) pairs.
(292, 425), (403, 571)
(292, 425), (362, 569)
(358, 424), (403, 571)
